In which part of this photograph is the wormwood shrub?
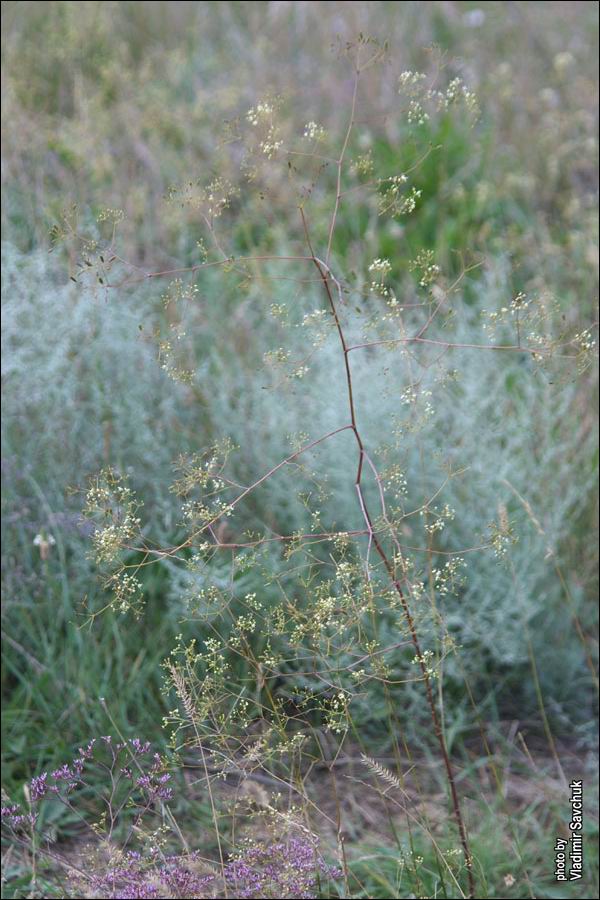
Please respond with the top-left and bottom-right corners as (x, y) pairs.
(3, 37), (597, 900)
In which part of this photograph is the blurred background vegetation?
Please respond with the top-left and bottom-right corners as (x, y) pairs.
(1, 2), (598, 897)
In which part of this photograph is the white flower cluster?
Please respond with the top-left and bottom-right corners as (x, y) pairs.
(264, 346), (291, 366)
(398, 71), (427, 88)
(157, 337), (195, 385)
(292, 365), (310, 379)
(160, 278), (199, 309)
(368, 257), (400, 308)
(481, 292), (531, 336)
(421, 503), (456, 535)
(398, 71), (479, 120)
(204, 176), (237, 217)
(383, 464), (408, 499)
(352, 150), (373, 177)
(167, 176), (237, 219)
(325, 691), (349, 734)
(400, 387), (417, 406)
(269, 302), (288, 320)
(300, 308), (329, 348)
(378, 175), (421, 217)
(407, 99), (429, 125)
(574, 328), (596, 353)
(489, 519), (517, 559)
(181, 496), (232, 525)
(410, 250), (440, 288)
(246, 101), (275, 125)
(432, 557), (467, 595)
(85, 470), (142, 566)
(247, 100), (283, 158)
(440, 77), (478, 115)
(411, 649), (437, 679)
(96, 207), (125, 225)
(303, 121), (325, 141)
(368, 257), (392, 278)
(109, 571), (143, 616)
(397, 185), (422, 214)
(230, 613), (257, 648)
(260, 129), (283, 159)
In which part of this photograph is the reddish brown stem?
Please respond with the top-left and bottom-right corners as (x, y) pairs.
(301, 208), (475, 897)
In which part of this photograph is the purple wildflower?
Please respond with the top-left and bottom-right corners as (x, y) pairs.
(29, 773), (48, 801)
(224, 836), (342, 898)
(78, 739), (96, 759)
(88, 851), (213, 899)
(1, 804), (33, 829)
(51, 764), (74, 781)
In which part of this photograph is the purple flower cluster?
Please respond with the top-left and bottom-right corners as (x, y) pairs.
(4, 736), (343, 900)
(1, 804), (35, 830)
(85, 838), (341, 900)
(88, 851), (213, 899)
(224, 836), (343, 899)
(29, 772), (50, 801)
(23, 736), (172, 807)
(136, 770), (174, 802)
(24, 739), (101, 803)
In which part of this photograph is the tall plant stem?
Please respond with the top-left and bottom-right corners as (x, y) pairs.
(301, 207), (475, 898)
